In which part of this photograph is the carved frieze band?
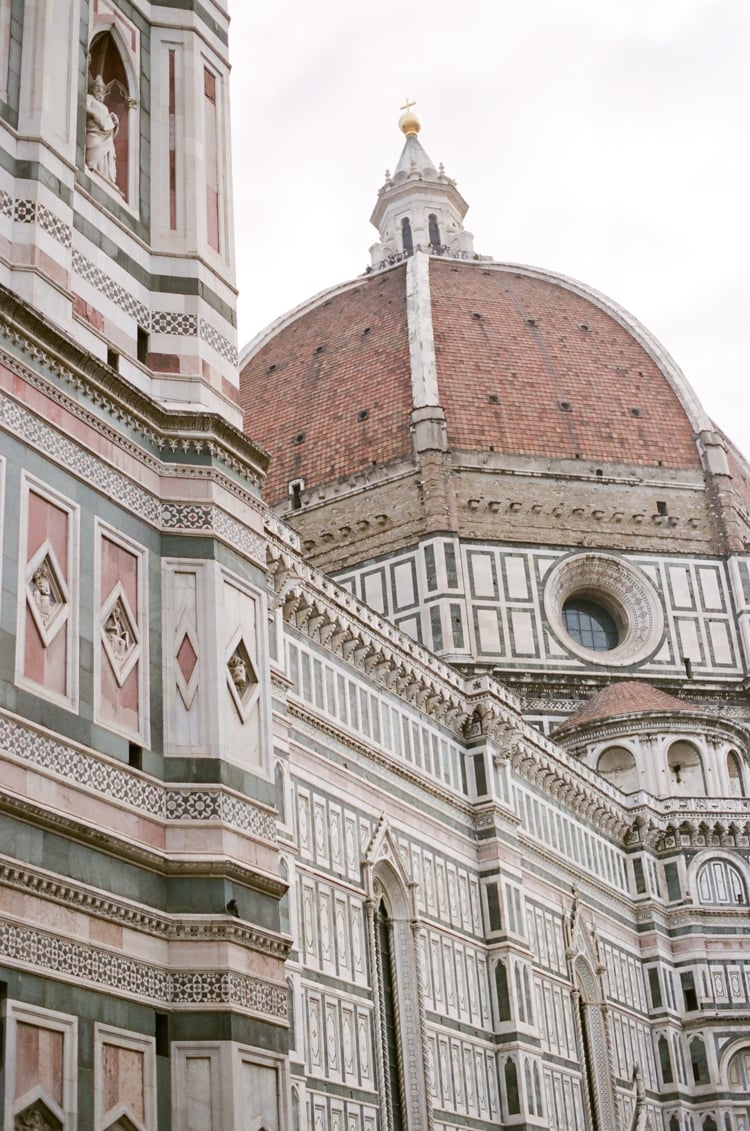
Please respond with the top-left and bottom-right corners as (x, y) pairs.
(0, 713), (276, 841)
(0, 389), (264, 559)
(0, 917), (287, 1018)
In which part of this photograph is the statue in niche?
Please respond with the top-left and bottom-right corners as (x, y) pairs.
(85, 74), (120, 188)
(31, 562), (54, 624)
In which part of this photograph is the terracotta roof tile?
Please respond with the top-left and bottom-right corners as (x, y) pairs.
(240, 266), (413, 503)
(430, 260), (701, 469)
(553, 681), (698, 736)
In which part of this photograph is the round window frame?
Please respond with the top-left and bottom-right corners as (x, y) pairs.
(544, 552), (664, 667)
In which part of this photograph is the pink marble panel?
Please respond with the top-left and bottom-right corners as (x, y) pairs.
(27, 491), (68, 576)
(100, 655), (139, 732)
(24, 608), (66, 694)
(101, 537), (138, 614)
(103, 1043), (145, 1121)
(15, 1023), (64, 1104)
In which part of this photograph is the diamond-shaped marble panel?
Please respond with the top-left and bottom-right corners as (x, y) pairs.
(176, 632), (198, 684)
(227, 639), (258, 720)
(26, 546), (69, 646)
(101, 589), (140, 687)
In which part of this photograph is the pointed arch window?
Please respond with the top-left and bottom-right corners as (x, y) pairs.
(428, 213), (441, 247)
(366, 849), (431, 1131)
(503, 1058), (520, 1116)
(87, 29), (137, 204)
(690, 1036), (709, 1085)
(401, 217), (413, 256)
(574, 957), (617, 1131)
(377, 899), (405, 1131)
(658, 1035), (674, 1084)
(495, 959), (511, 1022)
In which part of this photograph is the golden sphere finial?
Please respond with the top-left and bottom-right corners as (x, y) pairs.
(399, 98), (420, 137)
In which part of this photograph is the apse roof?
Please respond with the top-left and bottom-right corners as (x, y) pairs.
(552, 681), (698, 736)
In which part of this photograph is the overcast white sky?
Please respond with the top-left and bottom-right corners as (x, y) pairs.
(229, 0), (750, 457)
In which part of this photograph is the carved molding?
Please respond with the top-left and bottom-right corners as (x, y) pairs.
(0, 858), (290, 957)
(0, 916), (287, 1018)
(0, 312), (265, 488)
(0, 708), (277, 842)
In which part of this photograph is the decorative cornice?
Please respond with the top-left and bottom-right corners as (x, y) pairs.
(0, 790), (285, 895)
(287, 700), (474, 818)
(626, 804), (750, 851)
(0, 292), (267, 484)
(0, 858), (291, 958)
(557, 710), (750, 752)
(0, 377), (266, 563)
(266, 529), (658, 843)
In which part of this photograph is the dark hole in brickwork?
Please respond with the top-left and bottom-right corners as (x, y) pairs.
(293, 432), (305, 445)
(357, 410), (369, 422)
(657, 500), (668, 516)
(290, 481), (303, 510)
(578, 322), (590, 332)
(525, 318), (538, 327)
(314, 345), (324, 354)
(363, 326), (371, 334)
(595, 468), (603, 477)
(472, 311), (483, 320)
(487, 394), (500, 404)
(267, 363), (277, 373)
(559, 400), (572, 412)
(630, 407), (641, 417)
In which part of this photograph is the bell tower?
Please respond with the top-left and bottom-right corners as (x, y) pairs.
(0, 0), (240, 424)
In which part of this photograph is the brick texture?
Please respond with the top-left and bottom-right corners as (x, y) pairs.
(429, 260), (702, 469)
(240, 266), (414, 503)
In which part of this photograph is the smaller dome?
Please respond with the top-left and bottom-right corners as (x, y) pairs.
(398, 105), (421, 137)
(553, 681), (696, 737)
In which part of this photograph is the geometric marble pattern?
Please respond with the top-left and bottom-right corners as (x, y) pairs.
(0, 196), (237, 365)
(0, 712), (277, 840)
(0, 391), (265, 559)
(72, 249), (149, 327)
(176, 632), (198, 685)
(199, 317), (238, 365)
(0, 919), (287, 1017)
(71, 252), (149, 327)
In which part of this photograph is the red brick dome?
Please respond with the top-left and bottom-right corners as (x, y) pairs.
(240, 256), (706, 506)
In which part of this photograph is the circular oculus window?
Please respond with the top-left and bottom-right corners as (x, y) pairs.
(544, 552), (664, 666)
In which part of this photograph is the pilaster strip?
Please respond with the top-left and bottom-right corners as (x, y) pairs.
(405, 251), (440, 408)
